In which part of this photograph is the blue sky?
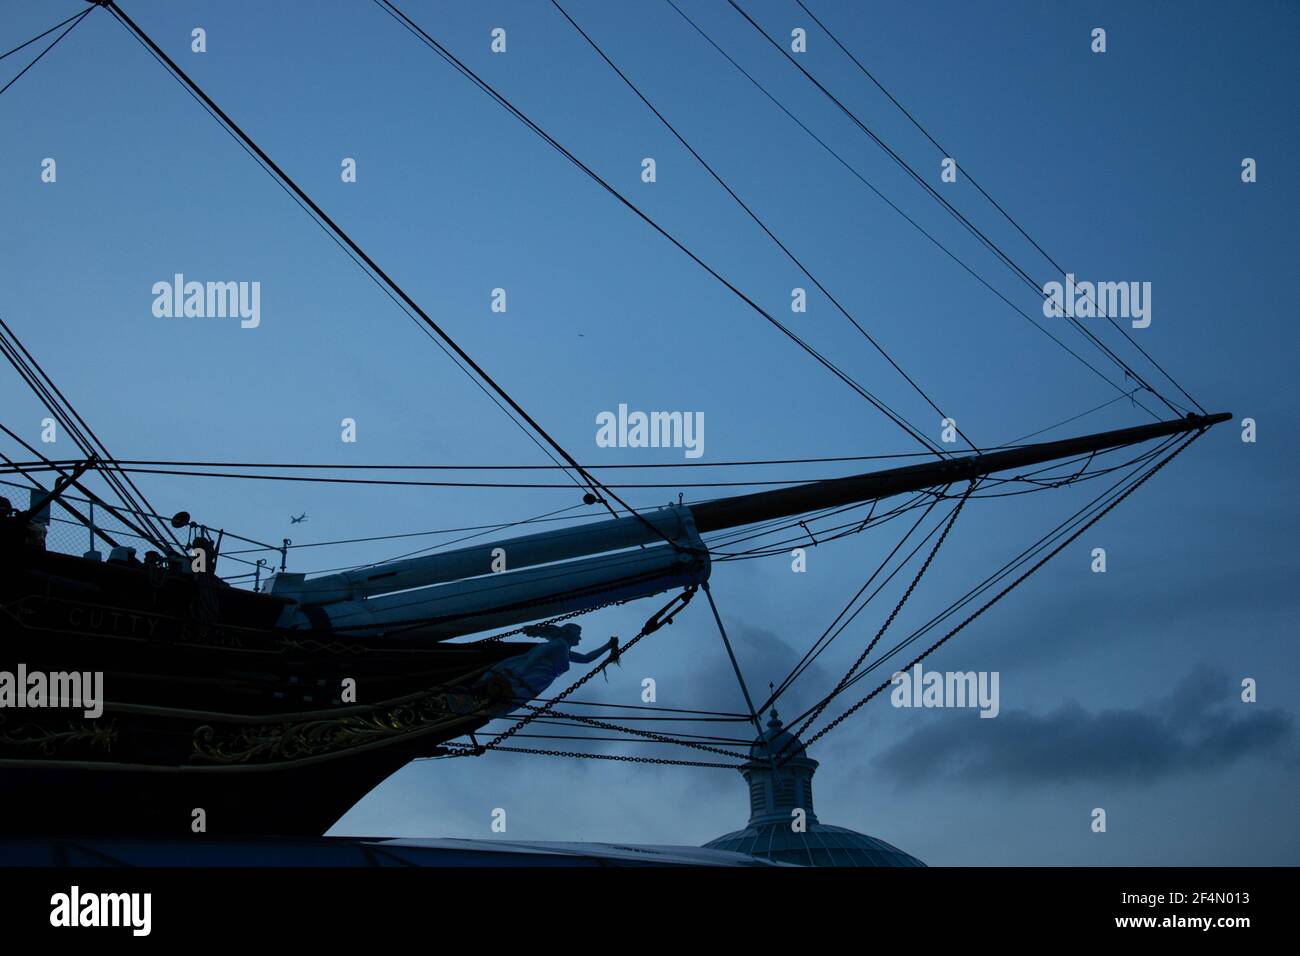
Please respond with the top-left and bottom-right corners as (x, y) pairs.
(1, 0), (1296, 864)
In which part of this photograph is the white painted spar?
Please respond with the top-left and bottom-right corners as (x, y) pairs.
(267, 504), (701, 606)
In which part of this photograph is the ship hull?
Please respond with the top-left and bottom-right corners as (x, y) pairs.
(0, 546), (529, 837)
(2, 743), (427, 837)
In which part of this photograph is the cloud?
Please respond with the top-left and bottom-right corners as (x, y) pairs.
(872, 664), (1295, 787)
(972, 557), (1300, 672)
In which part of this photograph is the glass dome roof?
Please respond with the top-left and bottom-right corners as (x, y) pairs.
(705, 822), (925, 868)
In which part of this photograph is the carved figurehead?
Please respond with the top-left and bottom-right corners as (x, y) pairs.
(476, 623), (619, 712)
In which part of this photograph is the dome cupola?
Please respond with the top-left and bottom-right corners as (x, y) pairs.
(703, 705), (925, 866)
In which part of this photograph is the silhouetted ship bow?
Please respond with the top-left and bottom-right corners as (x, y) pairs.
(0, 413), (1226, 836)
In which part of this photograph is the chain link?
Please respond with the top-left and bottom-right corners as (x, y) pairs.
(439, 428), (1205, 772)
(508, 703), (748, 760)
(789, 432), (1203, 762)
(442, 743), (739, 769)
(784, 481), (970, 750)
(464, 594), (630, 644)
(463, 587), (699, 753)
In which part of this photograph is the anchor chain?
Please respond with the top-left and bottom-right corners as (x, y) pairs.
(446, 586), (699, 754)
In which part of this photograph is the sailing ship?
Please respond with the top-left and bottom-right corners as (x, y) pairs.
(0, 2), (1230, 838)
(0, 413), (1227, 836)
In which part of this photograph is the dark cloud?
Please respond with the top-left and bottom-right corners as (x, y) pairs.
(873, 664), (1295, 787)
(973, 558), (1300, 671)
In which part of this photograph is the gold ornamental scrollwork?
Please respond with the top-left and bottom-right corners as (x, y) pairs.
(190, 690), (487, 764)
(0, 715), (117, 755)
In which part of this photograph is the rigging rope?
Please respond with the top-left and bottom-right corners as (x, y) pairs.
(0, 6), (91, 100)
(830, 436), (1182, 697)
(0, 422), (163, 551)
(551, 0), (974, 454)
(769, 436), (1177, 718)
(765, 489), (946, 707)
(701, 581), (771, 754)
(0, 317), (180, 552)
(724, 0), (1188, 419)
(372, 0), (947, 459)
(660, 0), (1162, 422)
(489, 702), (749, 761)
(431, 433), (1193, 769)
(774, 429), (1203, 764)
(439, 745), (739, 770)
(788, 480), (974, 741)
(0, 10), (86, 64)
(449, 586), (700, 753)
(790, 0), (1208, 417)
(99, 1), (680, 553)
(433, 431), (1191, 769)
(3, 418), (1167, 475)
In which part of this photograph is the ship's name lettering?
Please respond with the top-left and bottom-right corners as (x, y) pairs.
(66, 605), (160, 637)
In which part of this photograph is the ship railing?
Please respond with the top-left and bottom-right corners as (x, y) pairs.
(0, 476), (282, 590)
